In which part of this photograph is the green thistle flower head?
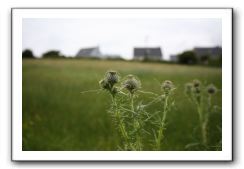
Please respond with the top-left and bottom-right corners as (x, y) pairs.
(185, 83), (193, 95)
(191, 79), (201, 96)
(105, 70), (119, 87)
(99, 70), (119, 90)
(193, 79), (201, 88)
(161, 80), (174, 95)
(207, 84), (217, 95)
(123, 75), (141, 94)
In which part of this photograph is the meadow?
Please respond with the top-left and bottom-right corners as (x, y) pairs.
(22, 59), (222, 151)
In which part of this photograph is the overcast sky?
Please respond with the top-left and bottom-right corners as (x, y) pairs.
(22, 18), (222, 60)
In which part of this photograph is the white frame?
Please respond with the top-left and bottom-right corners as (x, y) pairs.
(12, 8), (233, 161)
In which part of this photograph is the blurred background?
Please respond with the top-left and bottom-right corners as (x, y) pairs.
(22, 18), (222, 151)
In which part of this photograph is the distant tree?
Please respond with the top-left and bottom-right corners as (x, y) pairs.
(178, 51), (197, 64)
(42, 50), (62, 58)
(22, 49), (34, 58)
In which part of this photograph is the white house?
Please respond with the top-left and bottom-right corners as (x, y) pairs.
(133, 47), (163, 60)
(76, 47), (102, 58)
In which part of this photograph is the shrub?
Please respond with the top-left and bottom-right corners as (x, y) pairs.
(42, 50), (63, 58)
(178, 51), (197, 64)
(22, 49), (35, 58)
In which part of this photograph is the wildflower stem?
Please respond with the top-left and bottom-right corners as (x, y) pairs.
(201, 95), (213, 146)
(138, 90), (158, 96)
(208, 95), (212, 111)
(111, 95), (130, 150)
(155, 95), (169, 150)
(130, 93), (134, 112)
(162, 96), (169, 123)
(144, 95), (162, 108)
(130, 93), (142, 151)
(197, 102), (207, 146)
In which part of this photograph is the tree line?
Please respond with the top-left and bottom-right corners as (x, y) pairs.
(22, 49), (65, 59)
(176, 50), (222, 67)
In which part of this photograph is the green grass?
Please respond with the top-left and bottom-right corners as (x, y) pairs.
(22, 59), (222, 151)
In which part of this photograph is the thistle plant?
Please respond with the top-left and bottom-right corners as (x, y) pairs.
(185, 80), (219, 149)
(153, 80), (175, 150)
(122, 75), (143, 150)
(98, 70), (177, 151)
(99, 71), (130, 149)
(80, 69), (221, 151)
(99, 71), (145, 150)
(99, 71), (119, 95)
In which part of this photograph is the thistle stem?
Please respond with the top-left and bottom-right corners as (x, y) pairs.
(130, 93), (134, 112)
(155, 95), (169, 150)
(197, 101), (207, 146)
(162, 96), (169, 123)
(130, 93), (142, 151)
(111, 95), (130, 150)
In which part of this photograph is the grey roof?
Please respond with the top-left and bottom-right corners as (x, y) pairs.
(77, 48), (94, 55)
(76, 47), (101, 57)
(134, 47), (162, 58)
(194, 47), (222, 57)
(170, 54), (178, 62)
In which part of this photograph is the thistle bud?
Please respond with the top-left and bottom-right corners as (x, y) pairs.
(161, 80), (174, 95)
(184, 83), (193, 95)
(123, 75), (141, 94)
(207, 84), (217, 95)
(105, 71), (119, 87)
(193, 79), (201, 88)
(192, 86), (201, 104)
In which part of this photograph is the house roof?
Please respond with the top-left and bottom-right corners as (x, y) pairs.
(76, 47), (100, 57)
(194, 47), (222, 57)
(134, 47), (162, 57)
(77, 48), (96, 56)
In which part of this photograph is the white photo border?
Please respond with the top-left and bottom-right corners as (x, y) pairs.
(11, 8), (233, 161)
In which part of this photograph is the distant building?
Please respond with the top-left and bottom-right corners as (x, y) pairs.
(170, 54), (178, 62)
(193, 46), (222, 59)
(134, 47), (163, 60)
(76, 47), (102, 58)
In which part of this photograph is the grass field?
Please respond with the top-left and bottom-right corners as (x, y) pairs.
(22, 59), (222, 151)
